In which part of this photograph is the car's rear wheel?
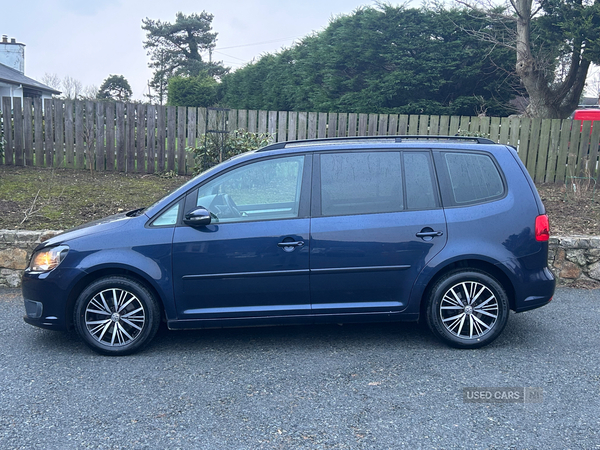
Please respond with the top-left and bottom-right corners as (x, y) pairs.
(426, 270), (509, 348)
(73, 276), (161, 356)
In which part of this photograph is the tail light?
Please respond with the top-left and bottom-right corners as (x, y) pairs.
(535, 214), (550, 241)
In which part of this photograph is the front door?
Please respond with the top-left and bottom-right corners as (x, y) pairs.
(172, 154), (311, 322)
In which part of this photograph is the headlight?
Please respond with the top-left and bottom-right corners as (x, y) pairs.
(28, 245), (69, 273)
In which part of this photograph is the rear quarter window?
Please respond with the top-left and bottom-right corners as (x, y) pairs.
(442, 152), (504, 205)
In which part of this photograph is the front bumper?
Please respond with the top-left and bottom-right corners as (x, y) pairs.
(23, 300), (64, 330)
(21, 267), (86, 331)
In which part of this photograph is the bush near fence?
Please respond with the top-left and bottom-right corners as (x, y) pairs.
(0, 96), (599, 182)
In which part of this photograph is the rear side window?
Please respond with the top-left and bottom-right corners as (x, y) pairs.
(443, 152), (504, 204)
(320, 152), (403, 216)
(404, 152), (437, 210)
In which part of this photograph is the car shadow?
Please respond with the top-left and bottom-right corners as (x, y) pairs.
(25, 310), (553, 357)
(149, 321), (443, 354)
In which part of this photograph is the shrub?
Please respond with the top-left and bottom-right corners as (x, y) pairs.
(187, 129), (273, 174)
(168, 75), (218, 107)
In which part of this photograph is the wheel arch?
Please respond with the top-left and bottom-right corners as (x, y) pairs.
(417, 258), (516, 319)
(65, 267), (167, 330)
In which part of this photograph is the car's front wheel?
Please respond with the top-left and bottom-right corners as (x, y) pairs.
(73, 276), (161, 356)
(426, 270), (509, 348)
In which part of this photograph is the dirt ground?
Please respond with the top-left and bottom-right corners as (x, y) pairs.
(536, 181), (599, 236)
(0, 165), (599, 235)
(0, 165), (192, 231)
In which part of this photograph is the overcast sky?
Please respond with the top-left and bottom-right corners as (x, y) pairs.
(1, 0), (384, 99)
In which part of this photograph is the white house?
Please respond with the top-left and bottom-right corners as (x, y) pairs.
(0, 35), (60, 110)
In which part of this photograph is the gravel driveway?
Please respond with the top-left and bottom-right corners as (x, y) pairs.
(1, 287), (598, 449)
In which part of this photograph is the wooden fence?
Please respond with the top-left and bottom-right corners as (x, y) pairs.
(1, 96), (599, 183)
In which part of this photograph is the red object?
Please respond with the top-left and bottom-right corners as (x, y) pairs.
(535, 214), (550, 241)
(573, 109), (600, 131)
(573, 109), (600, 121)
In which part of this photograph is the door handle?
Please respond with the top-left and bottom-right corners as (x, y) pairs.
(278, 241), (305, 252)
(416, 231), (444, 238)
(277, 240), (305, 248)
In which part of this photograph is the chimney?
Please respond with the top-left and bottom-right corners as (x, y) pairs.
(0, 35), (25, 74)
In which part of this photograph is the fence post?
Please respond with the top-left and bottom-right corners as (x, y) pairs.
(33, 98), (43, 166)
(105, 102), (115, 171)
(13, 97), (24, 165)
(544, 120), (562, 183)
(288, 111), (298, 140)
(237, 109), (248, 131)
(95, 102), (105, 172)
(177, 106), (186, 174)
(23, 98), (33, 166)
(146, 104), (156, 174)
(388, 114), (398, 135)
(589, 120), (600, 180)
(166, 106), (176, 172)
(357, 114), (367, 136)
(554, 119), (571, 183)
(247, 110), (257, 133)
(298, 112), (307, 140)
(419, 115), (430, 135)
(347, 113), (357, 136)
(268, 111), (278, 138)
(186, 107), (197, 174)
(115, 102), (125, 172)
(337, 113), (347, 137)
(126, 103), (135, 172)
(378, 114), (389, 135)
(85, 101), (95, 172)
(44, 99), (54, 167)
(54, 99), (64, 168)
(64, 100), (74, 169)
(278, 111), (288, 141)
(3, 97), (13, 165)
(368, 114), (377, 136)
(410, 115), (421, 135)
(534, 119), (552, 182)
(75, 101), (84, 169)
(327, 113), (337, 138)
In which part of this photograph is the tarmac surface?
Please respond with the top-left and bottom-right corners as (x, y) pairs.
(1, 287), (599, 449)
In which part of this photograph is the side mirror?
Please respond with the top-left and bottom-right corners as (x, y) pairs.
(183, 207), (212, 227)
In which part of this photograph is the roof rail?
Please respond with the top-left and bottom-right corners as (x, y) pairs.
(258, 135), (496, 151)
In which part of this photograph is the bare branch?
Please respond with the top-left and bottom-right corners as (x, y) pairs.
(20, 189), (41, 225)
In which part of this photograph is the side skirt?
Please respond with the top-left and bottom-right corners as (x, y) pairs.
(167, 311), (419, 330)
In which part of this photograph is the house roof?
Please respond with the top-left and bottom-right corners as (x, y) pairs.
(0, 62), (61, 95)
(580, 97), (600, 107)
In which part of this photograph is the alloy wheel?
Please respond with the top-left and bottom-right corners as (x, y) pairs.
(438, 281), (499, 340)
(84, 288), (146, 346)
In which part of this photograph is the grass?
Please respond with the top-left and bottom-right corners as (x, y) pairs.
(0, 165), (191, 230)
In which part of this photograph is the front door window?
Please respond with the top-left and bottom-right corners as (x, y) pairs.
(196, 156), (305, 223)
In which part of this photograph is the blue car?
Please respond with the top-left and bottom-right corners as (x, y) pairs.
(22, 136), (555, 355)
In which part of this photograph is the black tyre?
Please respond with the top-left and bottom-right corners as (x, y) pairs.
(426, 270), (509, 349)
(73, 276), (161, 356)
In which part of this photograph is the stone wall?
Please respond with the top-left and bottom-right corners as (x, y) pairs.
(548, 236), (600, 285)
(1, 230), (599, 288)
(0, 230), (61, 287)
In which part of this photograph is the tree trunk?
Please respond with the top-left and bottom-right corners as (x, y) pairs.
(513, 0), (590, 119)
